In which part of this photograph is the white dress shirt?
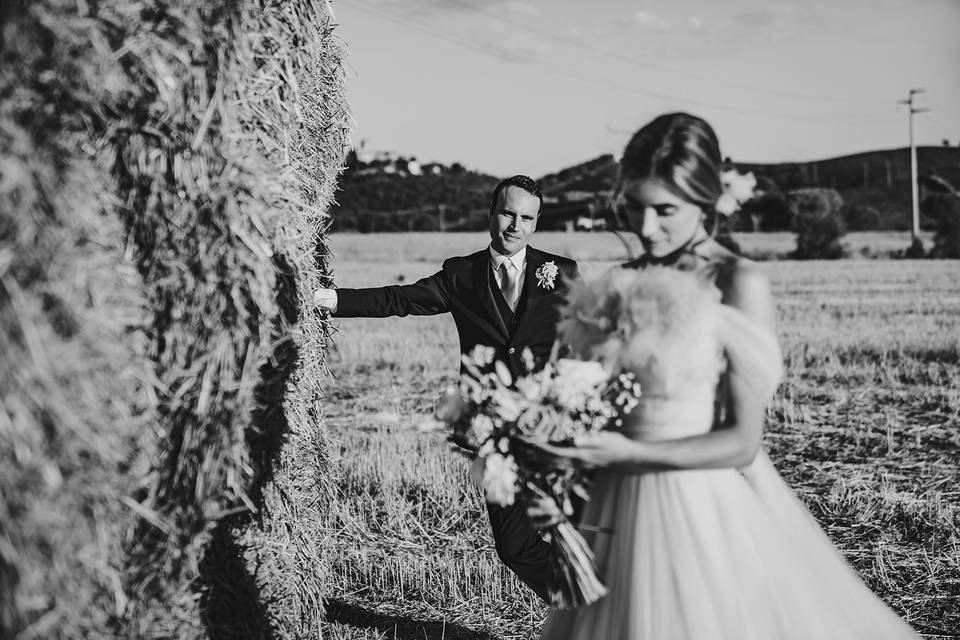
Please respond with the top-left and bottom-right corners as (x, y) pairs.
(489, 245), (527, 299)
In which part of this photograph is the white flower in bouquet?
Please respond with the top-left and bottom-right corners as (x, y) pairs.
(493, 360), (513, 386)
(490, 387), (524, 422)
(470, 344), (496, 366)
(515, 404), (545, 434)
(555, 359), (608, 388)
(469, 413), (496, 444)
(613, 373), (644, 415)
(471, 452), (520, 505)
(515, 375), (542, 402)
(550, 359), (610, 411)
(521, 347), (536, 372)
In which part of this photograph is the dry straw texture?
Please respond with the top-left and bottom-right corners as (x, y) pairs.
(223, 1), (350, 637)
(1, 0), (347, 638)
(1, 2), (152, 636)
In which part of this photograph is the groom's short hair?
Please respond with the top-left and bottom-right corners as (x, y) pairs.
(489, 175), (543, 217)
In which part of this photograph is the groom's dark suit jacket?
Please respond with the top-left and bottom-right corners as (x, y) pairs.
(335, 246), (579, 376)
(333, 245), (579, 601)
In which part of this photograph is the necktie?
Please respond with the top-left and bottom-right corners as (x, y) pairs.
(500, 260), (520, 312)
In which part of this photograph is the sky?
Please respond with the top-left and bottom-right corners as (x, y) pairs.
(331, 0), (960, 177)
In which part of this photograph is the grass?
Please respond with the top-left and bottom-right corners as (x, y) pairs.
(317, 236), (960, 639)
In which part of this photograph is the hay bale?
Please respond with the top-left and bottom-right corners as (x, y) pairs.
(1, 3), (151, 635)
(98, 0), (348, 635)
(1, 0), (347, 636)
(223, 2), (349, 636)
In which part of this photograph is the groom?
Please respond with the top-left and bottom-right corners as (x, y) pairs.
(314, 175), (579, 601)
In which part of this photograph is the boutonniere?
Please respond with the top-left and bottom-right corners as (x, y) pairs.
(535, 261), (559, 290)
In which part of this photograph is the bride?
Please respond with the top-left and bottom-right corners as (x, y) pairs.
(525, 113), (920, 639)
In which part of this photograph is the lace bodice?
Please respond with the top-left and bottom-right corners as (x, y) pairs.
(559, 265), (783, 442)
(621, 301), (783, 441)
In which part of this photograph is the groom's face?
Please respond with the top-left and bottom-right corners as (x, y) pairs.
(489, 186), (540, 256)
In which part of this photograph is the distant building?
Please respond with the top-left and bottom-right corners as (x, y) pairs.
(355, 140), (375, 164)
(563, 191), (595, 202)
(575, 216), (607, 230)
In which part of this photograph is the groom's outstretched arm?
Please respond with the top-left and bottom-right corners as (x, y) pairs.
(329, 260), (454, 318)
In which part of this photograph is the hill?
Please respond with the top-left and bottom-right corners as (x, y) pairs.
(737, 146), (960, 230)
(330, 151), (498, 232)
(539, 146), (960, 231)
(330, 145), (960, 232)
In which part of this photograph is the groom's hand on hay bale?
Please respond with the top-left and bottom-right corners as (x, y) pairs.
(313, 287), (337, 313)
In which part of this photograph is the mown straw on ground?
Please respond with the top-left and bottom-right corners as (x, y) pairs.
(318, 256), (960, 639)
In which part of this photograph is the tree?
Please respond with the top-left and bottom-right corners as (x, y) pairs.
(843, 204), (881, 231)
(928, 194), (960, 258)
(740, 193), (792, 231)
(343, 147), (360, 173)
(788, 188), (847, 259)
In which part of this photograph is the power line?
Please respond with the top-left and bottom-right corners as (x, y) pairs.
(349, 0), (899, 125)
(442, 0), (882, 107)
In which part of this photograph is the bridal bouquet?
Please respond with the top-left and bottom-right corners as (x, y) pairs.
(428, 344), (642, 609)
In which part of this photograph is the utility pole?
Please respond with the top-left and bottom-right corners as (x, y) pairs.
(899, 88), (930, 244)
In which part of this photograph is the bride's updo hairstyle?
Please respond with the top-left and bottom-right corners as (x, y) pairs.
(618, 112), (723, 211)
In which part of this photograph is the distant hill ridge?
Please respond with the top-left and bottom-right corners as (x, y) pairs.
(539, 146), (960, 231)
(331, 146), (960, 232)
(541, 147), (960, 192)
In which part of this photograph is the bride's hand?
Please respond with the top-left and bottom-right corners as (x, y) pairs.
(519, 431), (643, 470)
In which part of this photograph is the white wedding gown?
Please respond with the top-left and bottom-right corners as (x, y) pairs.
(542, 274), (919, 639)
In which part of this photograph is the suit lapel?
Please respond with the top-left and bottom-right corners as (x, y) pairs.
(472, 251), (510, 341)
(513, 247), (548, 338)
(522, 247), (548, 305)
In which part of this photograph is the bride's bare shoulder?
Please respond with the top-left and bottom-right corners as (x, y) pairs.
(707, 250), (775, 329)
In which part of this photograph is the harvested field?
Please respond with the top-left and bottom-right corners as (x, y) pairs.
(319, 244), (960, 639)
(328, 231), (937, 265)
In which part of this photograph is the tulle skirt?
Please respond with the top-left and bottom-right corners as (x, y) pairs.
(540, 452), (919, 640)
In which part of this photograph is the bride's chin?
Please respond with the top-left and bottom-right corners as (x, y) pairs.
(643, 245), (671, 257)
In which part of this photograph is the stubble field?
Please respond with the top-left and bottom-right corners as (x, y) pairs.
(317, 232), (960, 639)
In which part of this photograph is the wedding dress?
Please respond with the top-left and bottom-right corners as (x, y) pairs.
(542, 267), (919, 640)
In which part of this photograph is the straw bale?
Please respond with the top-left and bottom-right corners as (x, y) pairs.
(1, 3), (151, 637)
(2, 0), (348, 637)
(216, 1), (350, 637)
